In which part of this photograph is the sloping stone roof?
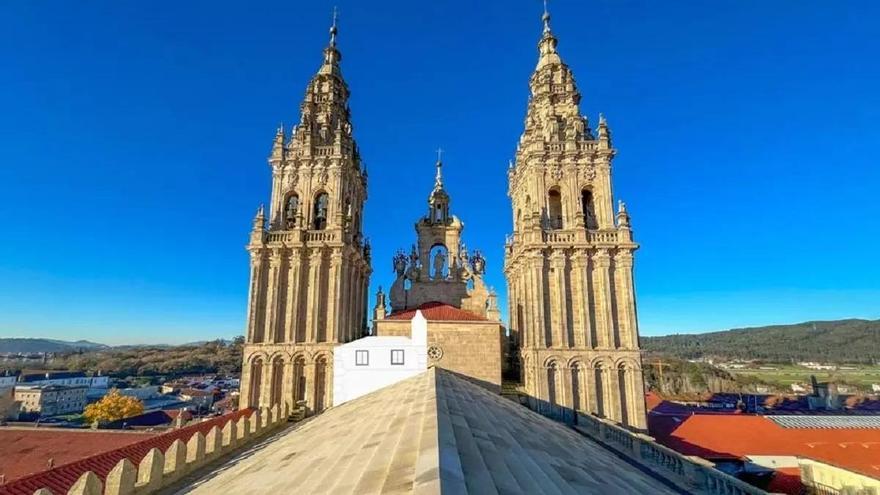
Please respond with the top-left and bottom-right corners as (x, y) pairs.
(178, 369), (677, 494)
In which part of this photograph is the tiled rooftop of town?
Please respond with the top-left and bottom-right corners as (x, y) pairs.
(177, 368), (678, 495)
(0, 409), (253, 495)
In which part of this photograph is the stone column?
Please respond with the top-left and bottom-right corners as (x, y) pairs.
(335, 255), (349, 341)
(361, 269), (370, 338)
(592, 249), (614, 349)
(304, 252), (321, 343)
(285, 248), (302, 343)
(346, 258), (357, 341)
(281, 360), (294, 411)
(596, 162), (614, 229)
(246, 250), (265, 343)
(607, 366), (621, 423)
(239, 356), (252, 410)
(587, 366), (599, 416)
(326, 251), (342, 341)
(613, 249), (638, 349)
(263, 249), (282, 343)
(548, 251), (567, 348)
(530, 254), (548, 348)
(259, 360), (273, 409)
(304, 361), (316, 414)
(630, 367), (648, 431)
(570, 253), (588, 348)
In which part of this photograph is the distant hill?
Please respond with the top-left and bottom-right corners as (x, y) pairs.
(643, 319), (880, 364)
(0, 338), (109, 354)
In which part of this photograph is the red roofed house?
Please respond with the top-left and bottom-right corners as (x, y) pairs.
(648, 405), (880, 494)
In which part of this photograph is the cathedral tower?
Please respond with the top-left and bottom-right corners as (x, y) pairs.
(240, 16), (371, 414)
(504, 8), (647, 430)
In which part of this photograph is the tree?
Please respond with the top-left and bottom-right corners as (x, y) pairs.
(83, 388), (144, 424)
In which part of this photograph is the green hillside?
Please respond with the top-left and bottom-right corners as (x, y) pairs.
(643, 319), (880, 364)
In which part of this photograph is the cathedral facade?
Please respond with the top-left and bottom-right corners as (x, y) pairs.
(239, 20), (371, 414)
(504, 12), (648, 430)
(240, 8), (646, 431)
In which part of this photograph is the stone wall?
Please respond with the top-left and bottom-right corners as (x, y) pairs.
(375, 320), (503, 393)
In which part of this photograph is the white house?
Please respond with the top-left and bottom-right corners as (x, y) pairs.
(333, 310), (428, 407)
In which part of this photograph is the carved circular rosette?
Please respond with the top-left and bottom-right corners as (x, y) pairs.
(427, 346), (443, 361)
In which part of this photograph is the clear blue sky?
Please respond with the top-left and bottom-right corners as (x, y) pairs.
(1, 1), (878, 345)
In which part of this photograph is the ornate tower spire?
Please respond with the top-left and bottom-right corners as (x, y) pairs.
(320, 7), (342, 74)
(504, 4), (647, 432)
(240, 9), (371, 415)
(427, 150), (450, 224)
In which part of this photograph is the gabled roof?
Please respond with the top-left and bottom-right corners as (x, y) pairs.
(180, 368), (677, 494)
(386, 301), (487, 322)
(0, 409), (253, 495)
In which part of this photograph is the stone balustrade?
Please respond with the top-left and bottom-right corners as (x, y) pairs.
(574, 413), (768, 495)
(264, 230), (340, 244)
(32, 404), (289, 495)
(507, 229), (621, 247)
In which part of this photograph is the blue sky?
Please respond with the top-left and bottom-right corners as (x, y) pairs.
(1, 1), (878, 345)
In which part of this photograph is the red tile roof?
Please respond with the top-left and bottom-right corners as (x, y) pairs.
(649, 413), (880, 481)
(386, 302), (487, 322)
(0, 429), (154, 484)
(0, 409), (253, 495)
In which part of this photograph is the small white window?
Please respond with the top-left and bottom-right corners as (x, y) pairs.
(355, 350), (369, 366)
(391, 349), (405, 365)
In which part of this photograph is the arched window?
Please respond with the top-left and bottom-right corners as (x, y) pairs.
(581, 189), (597, 229)
(313, 193), (329, 230)
(285, 194), (299, 229)
(548, 189), (563, 229)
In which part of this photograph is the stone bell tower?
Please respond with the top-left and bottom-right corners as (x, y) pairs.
(504, 7), (647, 431)
(240, 15), (372, 415)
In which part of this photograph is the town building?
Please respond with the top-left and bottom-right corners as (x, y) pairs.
(178, 388), (215, 410)
(503, 8), (647, 430)
(17, 370), (109, 390)
(14, 384), (88, 417)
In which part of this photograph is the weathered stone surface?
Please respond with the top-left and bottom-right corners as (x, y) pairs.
(173, 369), (676, 494)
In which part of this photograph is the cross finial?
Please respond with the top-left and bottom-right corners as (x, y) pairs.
(542, 0), (552, 33)
(436, 147), (443, 163)
(329, 6), (339, 46)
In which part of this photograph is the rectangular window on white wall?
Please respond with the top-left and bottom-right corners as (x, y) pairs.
(391, 349), (404, 365)
(355, 350), (369, 366)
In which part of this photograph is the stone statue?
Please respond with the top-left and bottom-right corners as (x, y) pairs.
(392, 250), (407, 277)
(470, 250), (486, 276)
(433, 250), (446, 280)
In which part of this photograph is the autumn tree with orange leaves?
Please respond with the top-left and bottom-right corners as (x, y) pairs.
(83, 388), (144, 424)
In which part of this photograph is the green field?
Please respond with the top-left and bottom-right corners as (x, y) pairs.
(728, 364), (880, 390)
